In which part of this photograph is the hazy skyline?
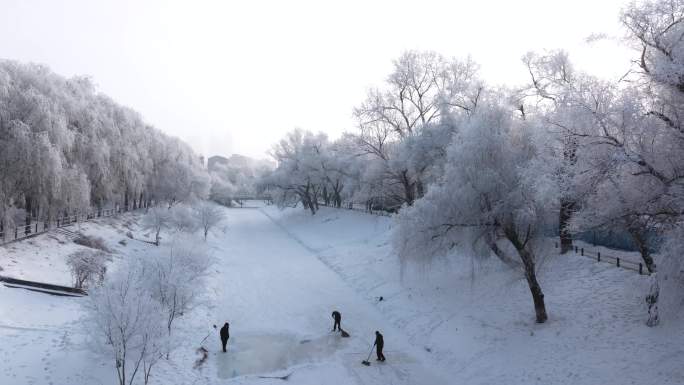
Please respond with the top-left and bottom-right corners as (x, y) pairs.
(1, 0), (634, 160)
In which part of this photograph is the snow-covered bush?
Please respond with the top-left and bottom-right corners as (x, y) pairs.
(169, 204), (198, 234)
(73, 235), (111, 253)
(143, 238), (213, 334)
(193, 201), (225, 240)
(86, 239), (211, 385)
(86, 265), (166, 385)
(141, 207), (171, 246)
(66, 250), (112, 289)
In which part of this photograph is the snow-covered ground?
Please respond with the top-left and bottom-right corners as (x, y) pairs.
(1, 204), (682, 384)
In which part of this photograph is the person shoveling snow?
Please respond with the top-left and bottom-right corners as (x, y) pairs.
(374, 331), (386, 362)
(331, 310), (350, 337)
(362, 330), (386, 366)
(332, 310), (342, 332)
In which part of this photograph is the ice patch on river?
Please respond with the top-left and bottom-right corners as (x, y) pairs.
(214, 332), (348, 379)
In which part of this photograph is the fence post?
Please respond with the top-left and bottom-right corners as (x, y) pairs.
(554, 242), (558, 249)
(597, 252), (601, 262)
(639, 263), (643, 275)
(35, 223), (38, 233)
(617, 258), (620, 268)
(581, 248), (584, 256)
(15, 228), (18, 239)
(574, 246), (578, 254)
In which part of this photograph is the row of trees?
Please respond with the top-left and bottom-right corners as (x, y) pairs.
(141, 201), (226, 245)
(0, 60), (210, 231)
(263, 0), (684, 324)
(208, 155), (274, 206)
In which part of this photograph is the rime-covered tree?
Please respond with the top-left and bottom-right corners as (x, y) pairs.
(352, 51), (481, 207)
(395, 99), (556, 323)
(0, 60), (209, 227)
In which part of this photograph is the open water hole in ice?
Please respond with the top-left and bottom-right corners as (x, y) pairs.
(214, 332), (348, 379)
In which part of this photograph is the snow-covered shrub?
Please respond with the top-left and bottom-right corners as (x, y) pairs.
(141, 207), (171, 245)
(143, 238), (213, 334)
(66, 250), (112, 289)
(73, 235), (111, 253)
(86, 264), (166, 385)
(169, 204), (198, 234)
(193, 201), (225, 240)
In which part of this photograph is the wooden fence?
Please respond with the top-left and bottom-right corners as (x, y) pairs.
(558, 243), (650, 275)
(319, 202), (392, 217)
(0, 206), (141, 246)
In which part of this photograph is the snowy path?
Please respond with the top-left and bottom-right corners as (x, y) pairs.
(201, 208), (447, 384)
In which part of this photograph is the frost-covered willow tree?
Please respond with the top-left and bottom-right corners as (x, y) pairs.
(262, 129), (330, 215)
(351, 50), (482, 208)
(262, 129), (360, 214)
(395, 99), (556, 323)
(0, 60), (208, 232)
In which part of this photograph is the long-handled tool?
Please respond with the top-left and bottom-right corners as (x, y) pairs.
(199, 324), (217, 346)
(361, 343), (374, 366)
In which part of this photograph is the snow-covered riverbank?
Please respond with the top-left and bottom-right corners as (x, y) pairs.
(1, 205), (682, 385)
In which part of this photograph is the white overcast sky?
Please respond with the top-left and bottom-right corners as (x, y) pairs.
(0, 0), (634, 159)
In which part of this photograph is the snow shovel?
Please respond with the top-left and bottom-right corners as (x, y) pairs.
(361, 344), (374, 366)
(340, 328), (350, 338)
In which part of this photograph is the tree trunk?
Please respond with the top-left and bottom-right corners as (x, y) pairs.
(400, 170), (415, 206)
(322, 186), (329, 206)
(646, 274), (659, 326)
(518, 247), (548, 323)
(558, 198), (575, 254)
(124, 189), (130, 212)
(25, 195), (32, 234)
(628, 228), (656, 273)
(416, 178), (425, 199)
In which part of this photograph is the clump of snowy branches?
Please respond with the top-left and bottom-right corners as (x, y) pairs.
(193, 201), (225, 240)
(141, 207), (172, 246)
(86, 266), (166, 385)
(140, 201), (226, 244)
(66, 250), (112, 289)
(73, 235), (111, 253)
(86, 240), (212, 385)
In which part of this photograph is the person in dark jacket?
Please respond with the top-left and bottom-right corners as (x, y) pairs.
(331, 311), (342, 332)
(374, 331), (385, 361)
(219, 322), (230, 352)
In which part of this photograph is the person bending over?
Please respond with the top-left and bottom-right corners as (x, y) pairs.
(331, 310), (342, 332)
